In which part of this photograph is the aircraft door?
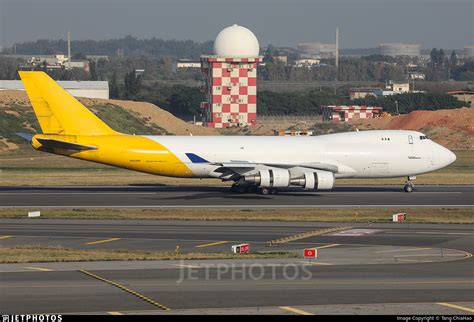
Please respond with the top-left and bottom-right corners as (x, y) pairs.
(408, 134), (415, 154)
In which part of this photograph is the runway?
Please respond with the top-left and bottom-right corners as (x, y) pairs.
(1, 185), (473, 208)
(1, 219), (473, 314)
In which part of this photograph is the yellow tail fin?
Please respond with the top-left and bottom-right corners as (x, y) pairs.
(19, 71), (117, 135)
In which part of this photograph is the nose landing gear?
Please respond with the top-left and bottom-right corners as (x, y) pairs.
(404, 176), (416, 193)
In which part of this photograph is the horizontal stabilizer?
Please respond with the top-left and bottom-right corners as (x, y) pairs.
(16, 133), (34, 142)
(36, 138), (97, 151)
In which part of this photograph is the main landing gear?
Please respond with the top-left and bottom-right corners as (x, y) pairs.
(230, 183), (278, 195)
(404, 176), (416, 193)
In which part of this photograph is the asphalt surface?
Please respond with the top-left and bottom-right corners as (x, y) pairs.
(1, 219), (473, 314)
(0, 185), (473, 208)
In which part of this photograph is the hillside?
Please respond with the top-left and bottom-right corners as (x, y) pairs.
(0, 90), (217, 152)
(354, 107), (473, 150)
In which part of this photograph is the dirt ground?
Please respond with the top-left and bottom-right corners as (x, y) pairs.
(355, 108), (473, 150)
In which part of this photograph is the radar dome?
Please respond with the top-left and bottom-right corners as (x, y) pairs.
(213, 24), (260, 57)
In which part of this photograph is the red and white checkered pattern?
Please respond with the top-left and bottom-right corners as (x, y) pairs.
(200, 56), (262, 128)
(322, 105), (383, 122)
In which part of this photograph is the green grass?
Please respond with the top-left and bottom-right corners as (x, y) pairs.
(0, 208), (472, 224)
(0, 246), (298, 263)
(91, 103), (170, 135)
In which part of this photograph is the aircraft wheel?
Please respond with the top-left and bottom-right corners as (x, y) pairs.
(404, 184), (414, 193)
(259, 187), (270, 195)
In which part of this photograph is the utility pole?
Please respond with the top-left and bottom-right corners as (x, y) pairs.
(334, 27), (339, 95)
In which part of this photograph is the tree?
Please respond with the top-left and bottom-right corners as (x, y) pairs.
(124, 71), (141, 98)
(438, 49), (445, 67)
(89, 61), (98, 80)
(450, 50), (458, 67)
(109, 72), (120, 98)
(166, 85), (203, 119)
(430, 48), (439, 68)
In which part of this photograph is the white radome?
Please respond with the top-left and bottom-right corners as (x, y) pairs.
(213, 24), (260, 57)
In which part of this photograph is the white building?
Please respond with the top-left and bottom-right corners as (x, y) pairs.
(373, 83), (410, 97)
(172, 59), (201, 72)
(293, 58), (321, 68)
(0, 80), (109, 99)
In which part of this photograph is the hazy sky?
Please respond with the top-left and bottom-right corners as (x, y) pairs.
(1, 0), (473, 49)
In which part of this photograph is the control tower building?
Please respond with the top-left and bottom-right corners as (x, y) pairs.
(200, 24), (262, 128)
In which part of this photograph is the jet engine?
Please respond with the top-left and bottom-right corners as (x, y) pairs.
(244, 169), (291, 188)
(290, 170), (335, 190)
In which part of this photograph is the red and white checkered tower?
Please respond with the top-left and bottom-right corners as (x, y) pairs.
(201, 24), (262, 128)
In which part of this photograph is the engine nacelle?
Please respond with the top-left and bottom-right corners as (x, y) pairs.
(290, 171), (335, 190)
(244, 169), (291, 188)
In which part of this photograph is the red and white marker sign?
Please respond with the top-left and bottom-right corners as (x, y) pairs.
(231, 243), (250, 254)
(304, 248), (318, 258)
(392, 213), (407, 222)
(240, 244), (250, 253)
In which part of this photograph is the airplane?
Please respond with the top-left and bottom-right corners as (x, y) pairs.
(17, 71), (456, 194)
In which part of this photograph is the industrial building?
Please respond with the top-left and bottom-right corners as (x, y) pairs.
(0, 80), (109, 99)
(378, 43), (421, 57)
(322, 105), (383, 122)
(350, 82), (411, 100)
(297, 42), (337, 59)
(200, 24), (262, 128)
(447, 91), (474, 108)
(293, 58), (321, 68)
(464, 46), (474, 58)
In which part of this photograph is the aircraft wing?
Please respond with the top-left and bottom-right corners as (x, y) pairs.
(209, 161), (338, 180)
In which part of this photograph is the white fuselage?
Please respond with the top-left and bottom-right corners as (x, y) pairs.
(145, 130), (456, 179)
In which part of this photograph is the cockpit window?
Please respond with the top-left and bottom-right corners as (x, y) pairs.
(419, 135), (429, 140)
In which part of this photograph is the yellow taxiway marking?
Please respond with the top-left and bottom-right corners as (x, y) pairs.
(375, 247), (431, 253)
(194, 241), (228, 248)
(0, 236), (12, 239)
(85, 237), (121, 245)
(315, 244), (340, 250)
(79, 270), (170, 311)
(437, 303), (474, 313)
(25, 267), (54, 272)
(280, 306), (314, 315)
(107, 312), (124, 315)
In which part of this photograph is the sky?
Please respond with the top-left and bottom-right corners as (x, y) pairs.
(0, 0), (473, 50)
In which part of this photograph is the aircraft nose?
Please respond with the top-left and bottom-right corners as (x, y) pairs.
(443, 148), (456, 166)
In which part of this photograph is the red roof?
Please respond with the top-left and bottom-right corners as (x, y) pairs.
(446, 91), (474, 95)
